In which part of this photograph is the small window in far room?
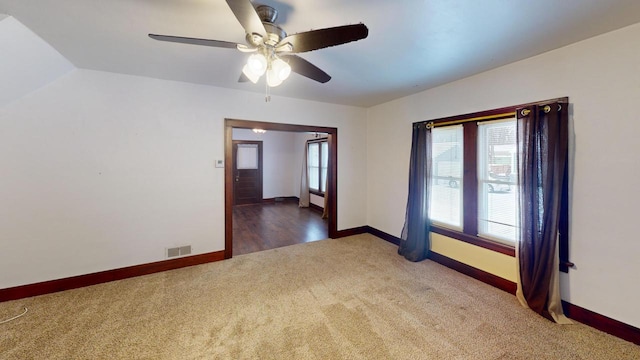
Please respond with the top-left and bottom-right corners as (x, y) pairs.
(308, 139), (328, 195)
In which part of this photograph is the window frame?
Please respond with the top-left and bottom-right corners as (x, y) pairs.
(419, 97), (571, 272)
(307, 138), (328, 197)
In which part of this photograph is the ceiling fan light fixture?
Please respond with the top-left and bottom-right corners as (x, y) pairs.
(266, 70), (284, 87)
(247, 53), (267, 76)
(272, 58), (292, 81)
(242, 64), (260, 84)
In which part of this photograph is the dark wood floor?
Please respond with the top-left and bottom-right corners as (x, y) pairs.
(232, 200), (328, 256)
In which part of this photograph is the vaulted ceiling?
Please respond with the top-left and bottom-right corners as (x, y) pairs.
(2, 0), (640, 107)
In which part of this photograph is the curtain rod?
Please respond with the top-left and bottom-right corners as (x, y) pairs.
(424, 101), (565, 129)
(425, 112), (515, 129)
(519, 103), (562, 117)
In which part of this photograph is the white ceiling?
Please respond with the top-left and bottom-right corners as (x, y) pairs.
(1, 0), (640, 107)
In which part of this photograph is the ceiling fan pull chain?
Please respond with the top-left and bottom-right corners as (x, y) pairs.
(265, 77), (271, 102)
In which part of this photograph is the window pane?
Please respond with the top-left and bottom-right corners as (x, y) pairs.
(237, 144), (258, 169)
(430, 125), (463, 229)
(308, 143), (320, 191)
(321, 142), (328, 167)
(308, 143), (319, 167)
(477, 119), (518, 243)
(309, 166), (320, 191)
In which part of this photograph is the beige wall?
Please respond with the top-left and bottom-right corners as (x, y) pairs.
(431, 234), (516, 282)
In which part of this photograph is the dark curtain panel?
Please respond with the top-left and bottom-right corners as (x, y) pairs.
(517, 102), (569, 316)
(399, 123), (431, 262)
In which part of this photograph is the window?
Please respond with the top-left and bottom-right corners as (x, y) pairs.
(429, 116), (519, 248)
(308, 139), (328, 195)
(424, 99), (569, 262)
(421, 98), (569, 272)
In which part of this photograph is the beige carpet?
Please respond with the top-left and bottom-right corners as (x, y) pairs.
(1, 234), (638, 359)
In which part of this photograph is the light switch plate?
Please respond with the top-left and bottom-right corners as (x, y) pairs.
(215, 160), (224, 168)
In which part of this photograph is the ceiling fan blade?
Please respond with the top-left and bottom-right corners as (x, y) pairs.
(281, 55), (331, 83)
(225, 0), (267, 40)
(148, 34), (239, 49)
(279, 23), (368, 53)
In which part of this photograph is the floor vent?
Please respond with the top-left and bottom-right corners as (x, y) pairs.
(167, 245), (191, 258)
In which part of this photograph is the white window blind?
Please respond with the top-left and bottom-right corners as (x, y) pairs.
(430, 125), (463, 229)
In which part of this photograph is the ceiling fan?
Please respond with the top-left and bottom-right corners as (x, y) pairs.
(149, 0), (368, 89)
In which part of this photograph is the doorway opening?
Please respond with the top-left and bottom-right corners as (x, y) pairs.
(224, 119), (338, 259)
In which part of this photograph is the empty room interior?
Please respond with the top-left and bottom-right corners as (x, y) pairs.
(231, 127), (330, 255)
(1, 0), (640, 358)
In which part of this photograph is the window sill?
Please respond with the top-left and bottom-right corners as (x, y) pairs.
(430, 225), (515, 257)
(309, 190), (325, 197)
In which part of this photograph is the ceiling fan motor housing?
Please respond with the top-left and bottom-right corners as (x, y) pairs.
(246, 5), (286, 47)
(256, 5), (277, 23)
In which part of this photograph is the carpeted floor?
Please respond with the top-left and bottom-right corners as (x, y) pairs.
(1, 234), (639, 359)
